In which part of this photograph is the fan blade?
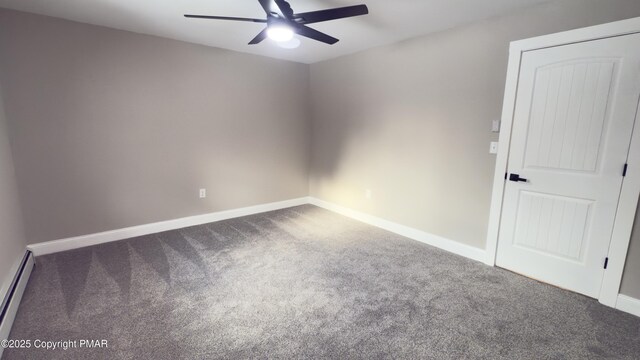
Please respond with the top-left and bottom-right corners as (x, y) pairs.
(258, 0), (294, 19)
(249, 28), (268, 45)
(274, 0), (295, 19)
(294, 5), (368, 24)
(184, 15), (267, 23)
(257, 0), (273, 15)
(295, 25), (339, 45)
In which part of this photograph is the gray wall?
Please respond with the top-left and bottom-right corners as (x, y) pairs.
(622, 200), (640, 299)
(0, 9), (310, 244)
(0, 81), (27, 300)
(1, 2), (639, 299)
(309, 0), (640, 295)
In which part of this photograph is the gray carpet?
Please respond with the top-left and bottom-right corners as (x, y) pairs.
(4, 205), (640, 359)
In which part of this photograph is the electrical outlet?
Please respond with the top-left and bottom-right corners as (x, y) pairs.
(490, 142), (499, 154)
(365, 189), (372, 199)
(199, 189), (206, 198)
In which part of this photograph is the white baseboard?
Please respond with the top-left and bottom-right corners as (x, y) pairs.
(616, 294), (640, 318)
(0, 251), (34, 359)
(308, 197), (487, 263)
(20, 194), (638, 321)
(27, 197), (310, 256)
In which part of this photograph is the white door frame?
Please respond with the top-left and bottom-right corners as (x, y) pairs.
(486, 16), (640, 307)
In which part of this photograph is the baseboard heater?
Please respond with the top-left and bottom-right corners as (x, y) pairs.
(0, 251), (34, 359)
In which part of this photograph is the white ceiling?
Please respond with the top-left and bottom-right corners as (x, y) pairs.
(0, 0), (551, 63)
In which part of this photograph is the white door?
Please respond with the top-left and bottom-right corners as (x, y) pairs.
(496, 33), (640, 298)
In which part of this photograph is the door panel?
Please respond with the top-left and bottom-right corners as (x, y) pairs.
(496, 33), (640, 298)
(524, 59), (616, 172)
(513, 191), (593, 262)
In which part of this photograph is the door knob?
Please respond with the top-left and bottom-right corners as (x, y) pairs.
(509, 173), (528, 182)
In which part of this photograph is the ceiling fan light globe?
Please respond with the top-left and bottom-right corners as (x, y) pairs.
(277, 37), (301, 49)
(267, 25), (294, 42)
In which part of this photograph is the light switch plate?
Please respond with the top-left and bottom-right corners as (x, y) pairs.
(492, 120), (501, 132)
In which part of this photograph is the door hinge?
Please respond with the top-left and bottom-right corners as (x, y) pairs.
(623, 163), (628, 177)
(604, 257), (609, 269)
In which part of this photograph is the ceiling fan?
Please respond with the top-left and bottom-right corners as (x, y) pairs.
(184, 0), (369, 45)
